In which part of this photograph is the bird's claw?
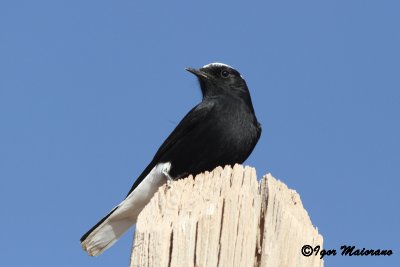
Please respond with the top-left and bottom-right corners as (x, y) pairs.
(166, 178), (173, 189)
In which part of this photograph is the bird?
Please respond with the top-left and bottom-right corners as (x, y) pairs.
(80, 62), (261, 256)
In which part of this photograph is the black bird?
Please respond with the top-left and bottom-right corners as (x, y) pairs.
(80, 62), (261, 256)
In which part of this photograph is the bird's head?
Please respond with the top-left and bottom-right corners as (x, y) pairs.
(186, 63), (249, 99)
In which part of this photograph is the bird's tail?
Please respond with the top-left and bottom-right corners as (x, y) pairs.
(80, 199), (139, 256)
(80, 162), (170, 256)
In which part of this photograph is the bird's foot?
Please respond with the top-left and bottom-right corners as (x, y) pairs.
(161, 162), (173, 189)
(166, 178), (173, 189)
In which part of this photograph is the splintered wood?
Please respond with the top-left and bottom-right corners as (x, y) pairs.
(130, 165), (323, 267)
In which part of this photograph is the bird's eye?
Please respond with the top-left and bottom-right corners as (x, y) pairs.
(221, 70), (230, 78)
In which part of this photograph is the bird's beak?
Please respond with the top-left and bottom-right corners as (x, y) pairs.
(185, 67), (209, 79)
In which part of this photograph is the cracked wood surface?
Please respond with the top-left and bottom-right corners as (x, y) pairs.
(130, 164), (323, 267)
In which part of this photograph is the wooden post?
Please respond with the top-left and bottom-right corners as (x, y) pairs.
(130, 164), (323, 267)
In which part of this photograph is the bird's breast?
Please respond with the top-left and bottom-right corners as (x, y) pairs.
(212, 107), (259, 149)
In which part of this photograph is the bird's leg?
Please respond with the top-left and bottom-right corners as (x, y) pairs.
(166, 176), (173, 189)
(161, 162), (173, 189)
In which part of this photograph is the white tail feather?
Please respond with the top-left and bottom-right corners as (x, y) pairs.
(81, 162), (170, 256)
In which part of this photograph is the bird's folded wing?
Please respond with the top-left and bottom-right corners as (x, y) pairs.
(125, 100), (216, 197)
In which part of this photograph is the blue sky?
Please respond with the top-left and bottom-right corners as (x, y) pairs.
(1, 1), (399, 266)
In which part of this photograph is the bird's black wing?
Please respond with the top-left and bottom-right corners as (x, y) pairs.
(126, 100), (215, 197)
(80, 101), (215, 244)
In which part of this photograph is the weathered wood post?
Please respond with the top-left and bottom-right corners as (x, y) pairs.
(130, 164), (323, 267)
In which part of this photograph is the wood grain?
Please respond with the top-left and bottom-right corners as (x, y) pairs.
(130, 164), (323, 267)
